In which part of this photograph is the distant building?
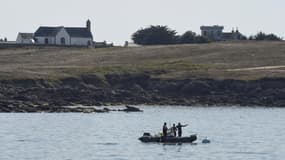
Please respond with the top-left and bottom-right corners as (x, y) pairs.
(0, 37), (16, 45)
(200, 25), (224, 41)
(200, 25), (244, 41)
(95, 41), (114, 48)
(124, 41), (141, 47)
(34, 20), (93, 46)
(221, 29), (244, 41)
(16, 33), (34, 44)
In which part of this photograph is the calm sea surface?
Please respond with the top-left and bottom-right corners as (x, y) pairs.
(0, 106), (284, 160)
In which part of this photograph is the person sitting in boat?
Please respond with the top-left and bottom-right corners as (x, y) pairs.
(177, 122), (188, 137)
(162, 122), (168, 137)
(170, 124), (177, 137)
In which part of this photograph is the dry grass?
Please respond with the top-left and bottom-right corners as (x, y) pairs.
(0, 41), (285, 80)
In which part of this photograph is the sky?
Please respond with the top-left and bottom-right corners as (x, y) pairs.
(0, 0), (284, 45)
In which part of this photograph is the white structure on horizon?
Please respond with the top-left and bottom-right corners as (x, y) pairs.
(124, 41), (141, 47)
(34, 20), (93, 46)
(16, 33), (34, 44)
(200, 25), (243, 41)
(200, 25), (224, 41)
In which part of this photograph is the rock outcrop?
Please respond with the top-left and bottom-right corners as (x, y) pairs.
(0, 74), (285, 112)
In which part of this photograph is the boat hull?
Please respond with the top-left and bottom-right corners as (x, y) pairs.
(139, 135), (197, 143)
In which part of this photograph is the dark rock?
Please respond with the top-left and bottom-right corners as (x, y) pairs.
(81, 74), (108, 87)
(180, 81), (211, 96)
(119, 105), (143, 112)
(260, 78), (285, 89)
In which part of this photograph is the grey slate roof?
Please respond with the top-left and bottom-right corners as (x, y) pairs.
(65, 27), (93, 38)
(18, 33), (34, 39)
(34, 27), (62, 37)
(34, 26), (93, 38)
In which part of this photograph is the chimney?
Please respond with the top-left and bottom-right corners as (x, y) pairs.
(86, 19), (91, 32)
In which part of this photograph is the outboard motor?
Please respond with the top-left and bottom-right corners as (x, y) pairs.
(143, 132), (151, 137)
(139, 132), (152, 142)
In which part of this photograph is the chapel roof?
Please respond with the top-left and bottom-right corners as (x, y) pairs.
(65, 27), (93, 38)
(34, 27), (62, 37)
(34, 26), (93, 38)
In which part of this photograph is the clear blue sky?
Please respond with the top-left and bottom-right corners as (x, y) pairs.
(1, 0), (284, 45)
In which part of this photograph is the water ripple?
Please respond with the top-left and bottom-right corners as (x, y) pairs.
(95, 142), (119, 146)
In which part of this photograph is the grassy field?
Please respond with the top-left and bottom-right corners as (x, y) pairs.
(0, 41), (285, 80)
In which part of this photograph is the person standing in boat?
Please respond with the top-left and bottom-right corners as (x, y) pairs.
(162, 122), (168, 137)
(177, 122), (188, 137)
(170, 124), (177, 137)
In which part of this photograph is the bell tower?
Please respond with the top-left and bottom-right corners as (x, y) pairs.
(86, 19), (91, 32)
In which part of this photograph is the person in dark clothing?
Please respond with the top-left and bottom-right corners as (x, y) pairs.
(170, 124), (177, 137)
(177, 122), (188, 137)
(162, 122), (168, 137)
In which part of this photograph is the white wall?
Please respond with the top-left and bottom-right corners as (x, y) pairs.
(70, 37), (93, 46)
(16, 34), (22, 43)
(35, 36), (92, 46)
(55, 28), (71, 45)
(16, 34), (34, 44)
(35, 36), (56, 45)
(16, 35), (34, 44)
(201, 29), (223, 40)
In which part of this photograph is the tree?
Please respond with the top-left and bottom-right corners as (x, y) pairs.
(194, 35), (210, 43)
(132, 25), (178, 45)
(177, 31), (210, 44)
(252, 32), (282, 41)
(178, 31), (196, 44)
(240, 35), (248, 40)
(265, 33), (282, 41)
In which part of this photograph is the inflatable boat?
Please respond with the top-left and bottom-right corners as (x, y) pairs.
(138, 133), (197, 143)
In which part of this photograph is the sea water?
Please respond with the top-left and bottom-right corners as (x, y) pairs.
(0, 106), (284, 160)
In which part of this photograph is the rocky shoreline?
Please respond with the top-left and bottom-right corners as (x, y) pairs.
(0, 73), (285, 113)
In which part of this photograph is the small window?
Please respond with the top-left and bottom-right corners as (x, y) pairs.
(45, 38), (49, 45)
(87, 41), (91, 46)
(60, 37), (65, 45)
